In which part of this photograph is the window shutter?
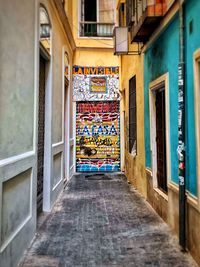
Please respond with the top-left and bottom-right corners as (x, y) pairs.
(129, 76), (137, 154)
(126, 0), (135, 29)
(99, 0), (115, 23)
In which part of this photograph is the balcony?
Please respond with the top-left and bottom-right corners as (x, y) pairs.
(79, 21), (115, 38)
(127, 0), (167, 43)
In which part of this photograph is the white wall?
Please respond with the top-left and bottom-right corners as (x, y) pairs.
(0, 1), (37, 266)
(0, 0), (74, 266)
(40, 0), (74, 211)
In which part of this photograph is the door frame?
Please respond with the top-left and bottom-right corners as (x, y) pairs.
(149, 73), (171, 197)
(37, 53), (48, 212)
(38, 44), (52, 212)
(64, 76), (69, 183)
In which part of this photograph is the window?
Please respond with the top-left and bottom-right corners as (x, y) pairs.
(40, 6), (51, 54)
(129, 76), (137, 155)
(80, 0), (115, 37)
(119, 3), (125, 27)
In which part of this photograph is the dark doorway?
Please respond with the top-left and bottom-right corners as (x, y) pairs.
(37, 55), (46, 213)
(155, 88), (168, 193)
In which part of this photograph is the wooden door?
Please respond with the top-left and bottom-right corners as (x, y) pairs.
(37, 56), (46, 212)
(155, 88), (167, 193)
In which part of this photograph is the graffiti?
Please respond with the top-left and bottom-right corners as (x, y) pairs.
(90, 76), (107, 93)
(73, 66), (120, 101)
(77, 124), (118, 136)
(76, 101), (120, 172)
(76, 158), (120, 172)
(80, 146), (97, 157)
(79, 136), (114, 147)
(77, 102), (118, 113)
(73, 66), (119, 75)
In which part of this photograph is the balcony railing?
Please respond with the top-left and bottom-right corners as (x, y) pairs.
(137, 0), (165, 19)
(80, 21), (115, 37)
(127, 0), (166, 42)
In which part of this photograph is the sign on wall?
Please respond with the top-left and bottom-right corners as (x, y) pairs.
(73, 66), (120, 101)
(76, 101), (120, 172)
(90, 76), (107, 93)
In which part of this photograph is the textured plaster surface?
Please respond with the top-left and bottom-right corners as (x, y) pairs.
(121, 51), (146, 197)
(0, 0), (35, 159)
(20, 174), (197, 267)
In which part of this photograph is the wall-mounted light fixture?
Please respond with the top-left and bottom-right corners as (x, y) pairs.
(114, 27), (128, 55)
(114, 27), (142, 55)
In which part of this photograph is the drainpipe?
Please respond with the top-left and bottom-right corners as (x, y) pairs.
(177, 0), (186, 251)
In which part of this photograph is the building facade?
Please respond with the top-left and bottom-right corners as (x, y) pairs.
(0, 1), (75, 266)
(115, 0), (147, 197)
(0, 0), (123, 266)
(120, 0), (200, 264)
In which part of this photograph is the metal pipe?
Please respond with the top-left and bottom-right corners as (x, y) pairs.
(177, 0), (186, 251)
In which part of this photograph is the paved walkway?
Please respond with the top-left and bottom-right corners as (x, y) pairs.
(20, 174), (197, 267)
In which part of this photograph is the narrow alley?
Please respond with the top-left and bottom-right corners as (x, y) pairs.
(2, 0), (200, 266)
(19, 174), (196, 267)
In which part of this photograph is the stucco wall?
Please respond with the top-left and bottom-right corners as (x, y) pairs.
(40, 0), (74, 209)
(144, 1), (200, 263)
(121, 49), (146, 197)
(0, 1), (36, 267)
(74, 49), (119, 67)
(0, 1), (35, 160)
(0, 1), (74, 266)
(144, 11), (198, 196)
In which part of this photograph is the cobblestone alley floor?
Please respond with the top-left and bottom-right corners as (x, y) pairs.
(20, 173), (197, 267)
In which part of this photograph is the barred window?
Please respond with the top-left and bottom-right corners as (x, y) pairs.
(129, 76), (137, 155)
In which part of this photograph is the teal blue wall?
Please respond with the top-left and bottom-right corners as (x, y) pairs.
(144, 0), (200, 196)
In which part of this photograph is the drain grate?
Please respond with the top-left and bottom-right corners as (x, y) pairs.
(85, 173), (111, 180)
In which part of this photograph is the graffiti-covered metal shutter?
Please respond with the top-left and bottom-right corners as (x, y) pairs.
(76, 101), (120, 172)
(73, 66), (120, 172)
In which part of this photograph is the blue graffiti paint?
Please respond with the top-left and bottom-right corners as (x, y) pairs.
(79, 124), (118, 136)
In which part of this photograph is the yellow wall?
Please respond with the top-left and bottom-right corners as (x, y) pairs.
(121, 44), (147, 197)
(74, 48), (119, 67)
(64, 0), (73, 27)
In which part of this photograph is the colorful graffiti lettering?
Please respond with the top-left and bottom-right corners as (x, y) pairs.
(77, 102), (119, 113)
(73, 66), (119, 75)
(77, 124), (118, 136)
(79, 136), (114, 147)
(73, 66), (120, 102)
(76, 101), (120, 172)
